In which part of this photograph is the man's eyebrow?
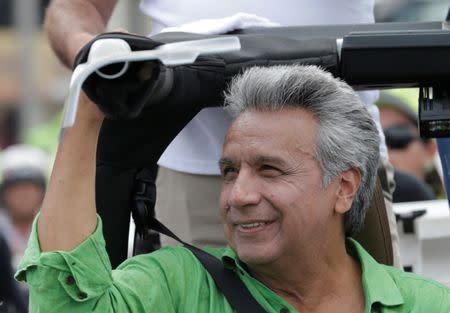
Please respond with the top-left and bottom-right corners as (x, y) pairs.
(253, 155), (288, 167)
(218, 157), (234, 168)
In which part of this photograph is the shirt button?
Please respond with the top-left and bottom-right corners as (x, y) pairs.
(65, 275), (75, 285)
(78, 292), (87, 300)
(279, 308), (289, 313)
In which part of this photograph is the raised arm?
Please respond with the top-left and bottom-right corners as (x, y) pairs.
(21, 95), (203, 313)
(38, 93), (104, 252)
(44, 0), (117, 68)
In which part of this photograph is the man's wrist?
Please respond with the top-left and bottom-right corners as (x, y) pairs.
(73, 92), (105, 127)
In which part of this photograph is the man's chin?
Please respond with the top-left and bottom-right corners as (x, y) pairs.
(235, 243), (279, 265)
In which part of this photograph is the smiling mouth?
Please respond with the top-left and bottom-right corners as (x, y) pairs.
(240, 222), (268, 229)
(235, 220), (275, 233)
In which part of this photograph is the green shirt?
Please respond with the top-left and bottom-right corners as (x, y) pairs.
(16, 217), (449, 313)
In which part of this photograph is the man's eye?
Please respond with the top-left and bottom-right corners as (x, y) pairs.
(260, 165), (282, 176)
(221, 167), (238, 180)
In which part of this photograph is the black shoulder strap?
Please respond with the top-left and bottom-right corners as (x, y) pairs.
(146, 216), (267, 313)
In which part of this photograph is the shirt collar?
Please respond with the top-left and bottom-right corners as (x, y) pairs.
(220, 239), (404, 308)
(221, 247), (248, 274)
(346, 238), (404, 307)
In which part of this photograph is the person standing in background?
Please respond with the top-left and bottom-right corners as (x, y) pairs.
(377, 91), (445, 199)
(0, 145), (48, 267)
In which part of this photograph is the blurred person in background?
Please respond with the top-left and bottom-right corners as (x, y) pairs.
(376, 91), (445, 199)
(391, 170), (436, 203)
(0, 144), (49, 267)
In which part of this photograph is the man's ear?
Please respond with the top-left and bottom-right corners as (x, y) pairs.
(335, 168), (361, 214)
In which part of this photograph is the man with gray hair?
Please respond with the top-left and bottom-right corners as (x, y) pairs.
(16, 65), (449, 312)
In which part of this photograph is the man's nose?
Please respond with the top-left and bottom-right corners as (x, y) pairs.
(228, 170), (261, 208)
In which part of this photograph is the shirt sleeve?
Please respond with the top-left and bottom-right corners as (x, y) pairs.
(15, 215), (177, 313)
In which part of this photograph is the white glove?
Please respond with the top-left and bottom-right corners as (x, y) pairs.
(161, 12), (280, 35)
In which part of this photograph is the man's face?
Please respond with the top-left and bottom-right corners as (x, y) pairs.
(219, 108), (342, 265)
(3, 182), (44, 222)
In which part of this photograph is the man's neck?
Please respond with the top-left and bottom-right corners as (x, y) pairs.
(248, 240), (365, 313)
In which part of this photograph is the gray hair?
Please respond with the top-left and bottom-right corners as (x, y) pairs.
(224, 65), (380, 235)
